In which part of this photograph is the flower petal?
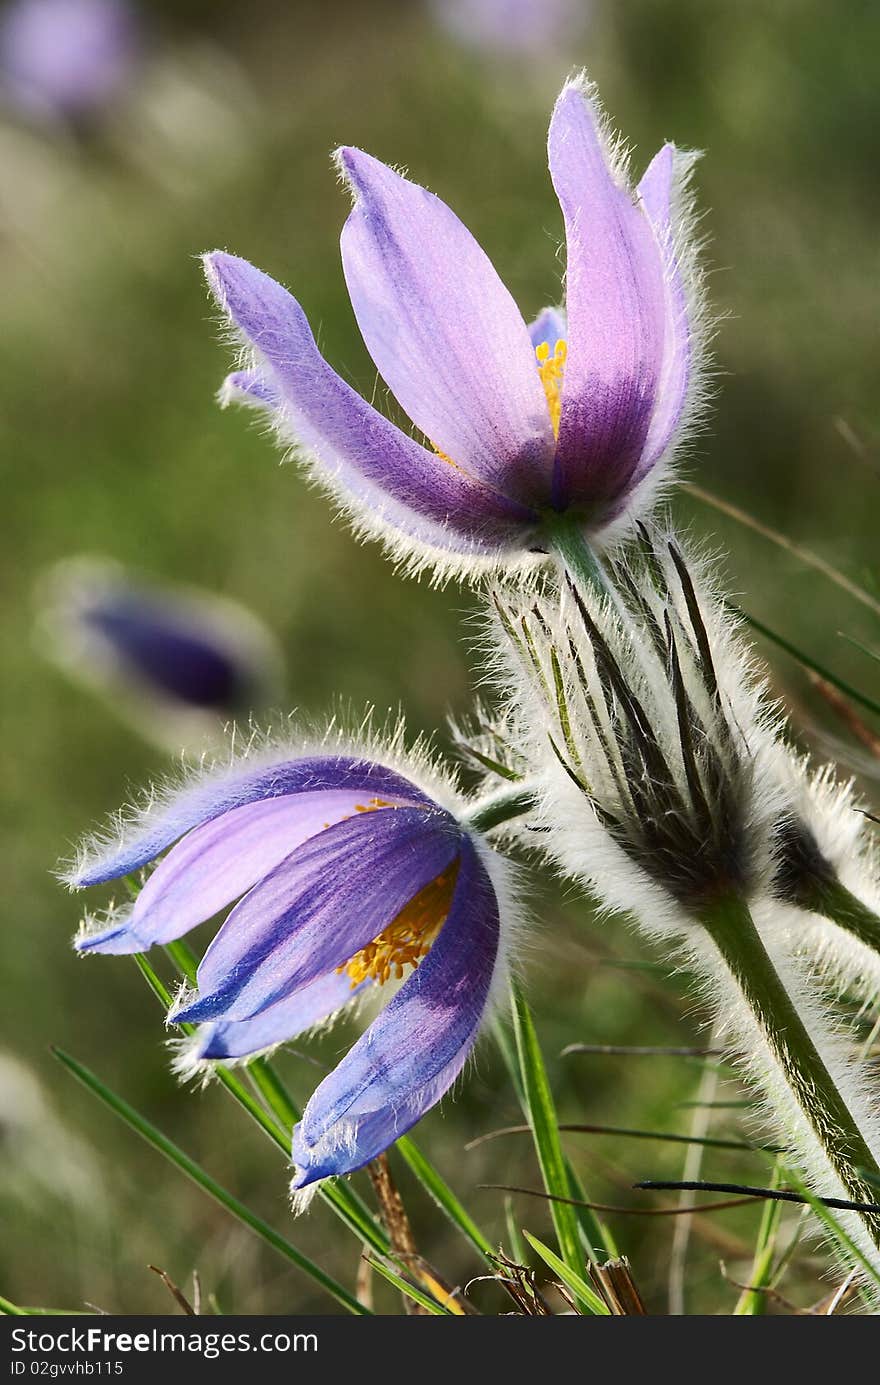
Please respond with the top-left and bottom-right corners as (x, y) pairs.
(220, 367), (278, 407)
(337, 148), (555, 501)
(78, 593), (253, 711)
(193, 970), (365, 1062)
(174, 806), (461, 1024)
(69, 754), (429, 888)
(291, 835), (500, 1185)
(77, 789), (389, 954)
(528, 305), (567, 354)
(631, 142), (693, 482)
(548, 79), (667, 510)
(205, 252), (538, 552)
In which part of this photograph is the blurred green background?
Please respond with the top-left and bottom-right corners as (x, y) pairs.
(2, 0), (879, 1315)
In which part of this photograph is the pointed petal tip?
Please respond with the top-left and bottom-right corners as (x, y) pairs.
(169, 995), (209, 1026)
(335, 144), (399, 203)
(73, 921), (143, 956)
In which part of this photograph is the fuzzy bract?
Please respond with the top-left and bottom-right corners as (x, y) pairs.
(490, 529), (794, 934)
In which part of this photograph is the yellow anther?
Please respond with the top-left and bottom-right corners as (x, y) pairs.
(355, 797), (395, 813)
(340, 862), (460, 989)
(536, 338), (567, 439)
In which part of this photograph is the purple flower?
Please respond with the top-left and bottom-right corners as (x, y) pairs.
(430, 0), (589, 58)
(65, 742), (510, 1190)
(38, 557), (282, 748)
(204, 76), (705, 580)
(0, 0), (139, 123)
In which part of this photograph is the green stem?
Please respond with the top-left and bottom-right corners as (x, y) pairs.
(807, 876), (880, 956)
(462, 785), (535, 834)
(541, 510), (608, 596)
(53, 1047), (368, 1315)
(702, 895), (880, 1250)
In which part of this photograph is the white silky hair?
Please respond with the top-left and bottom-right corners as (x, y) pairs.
(486, 531), (880, 1286)
(61, 707), (467, 890)
(62, 703), (528, 1172)
(211, 71), (714, 588)
(690, 911), (880, 1288)
(764, 752), (880, 1008)
(487, 529), (796, 934)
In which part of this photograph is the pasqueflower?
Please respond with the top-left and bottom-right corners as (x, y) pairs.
(38, 557), (281, 748)
(205, 76), (705, 580)
(65, 738), (512, 1192)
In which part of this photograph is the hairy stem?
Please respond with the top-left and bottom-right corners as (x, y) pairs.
(807, 876), (880, 956)
(701, 895), (880, 1254)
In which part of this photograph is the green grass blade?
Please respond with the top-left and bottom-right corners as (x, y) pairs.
(504, 1196), (529, 1267)
(841, 632), (880, 666)
(734, 1158), (783, 1315)
(133, 952), (290, 1152)
(365, 1259), (455, 1315)
(566, 1161), (619, 1259)
(396, 1135), (495, 1262)
(739, 609), (880, 719)
(52, 1047), (369, 1316)
(147, 942), (388, 1257)
(1, 1304), (90, 1316)
(522, 1233), (610, 1316)
(788, 1166), (880, 1303)
(508, 979), (588, 1285)
(494, 1010), (613, 1259)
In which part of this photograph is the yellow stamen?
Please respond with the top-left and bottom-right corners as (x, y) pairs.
(323, 797), (395, 830)
(340, 862), (460, 988)
(536, 338), (567, 439)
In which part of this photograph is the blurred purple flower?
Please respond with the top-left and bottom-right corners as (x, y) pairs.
(38, 557), (281, 746)
(430, 0), (588, 57)
(205, 75), (706, 580)
(0, 0), (139, 122)
(66, 743), (510, 1191)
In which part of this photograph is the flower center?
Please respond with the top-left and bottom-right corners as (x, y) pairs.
(535, 338), (567, 439)
(341, 861), (460, 988)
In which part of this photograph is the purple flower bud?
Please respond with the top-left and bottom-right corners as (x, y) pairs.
(0, 0), (139, 122)
(38, 557), (282, 747)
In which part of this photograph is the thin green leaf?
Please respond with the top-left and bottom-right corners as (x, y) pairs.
(786, 1170), (880, 1307)
(683, 482), (880, 620)
(734, 1158), (784, 1315)
(504, 1196), (528, 1267)
(455, 743), (523, 783)
(508, 979), (590, 1287)
(133, 952), (290, 1153)
(494, 1013), (614, 1258)
(366, 1258), (455, 1315)
(396, 1135), (495, 1262)
(153, 938), (387, 1256)
(566, 1162), (619, 1260)
(52, 1047), (369, 1316)
(738, 609), (880, 719)
(522, 1233), (610, 1316)
(841, 632), (880, 666)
